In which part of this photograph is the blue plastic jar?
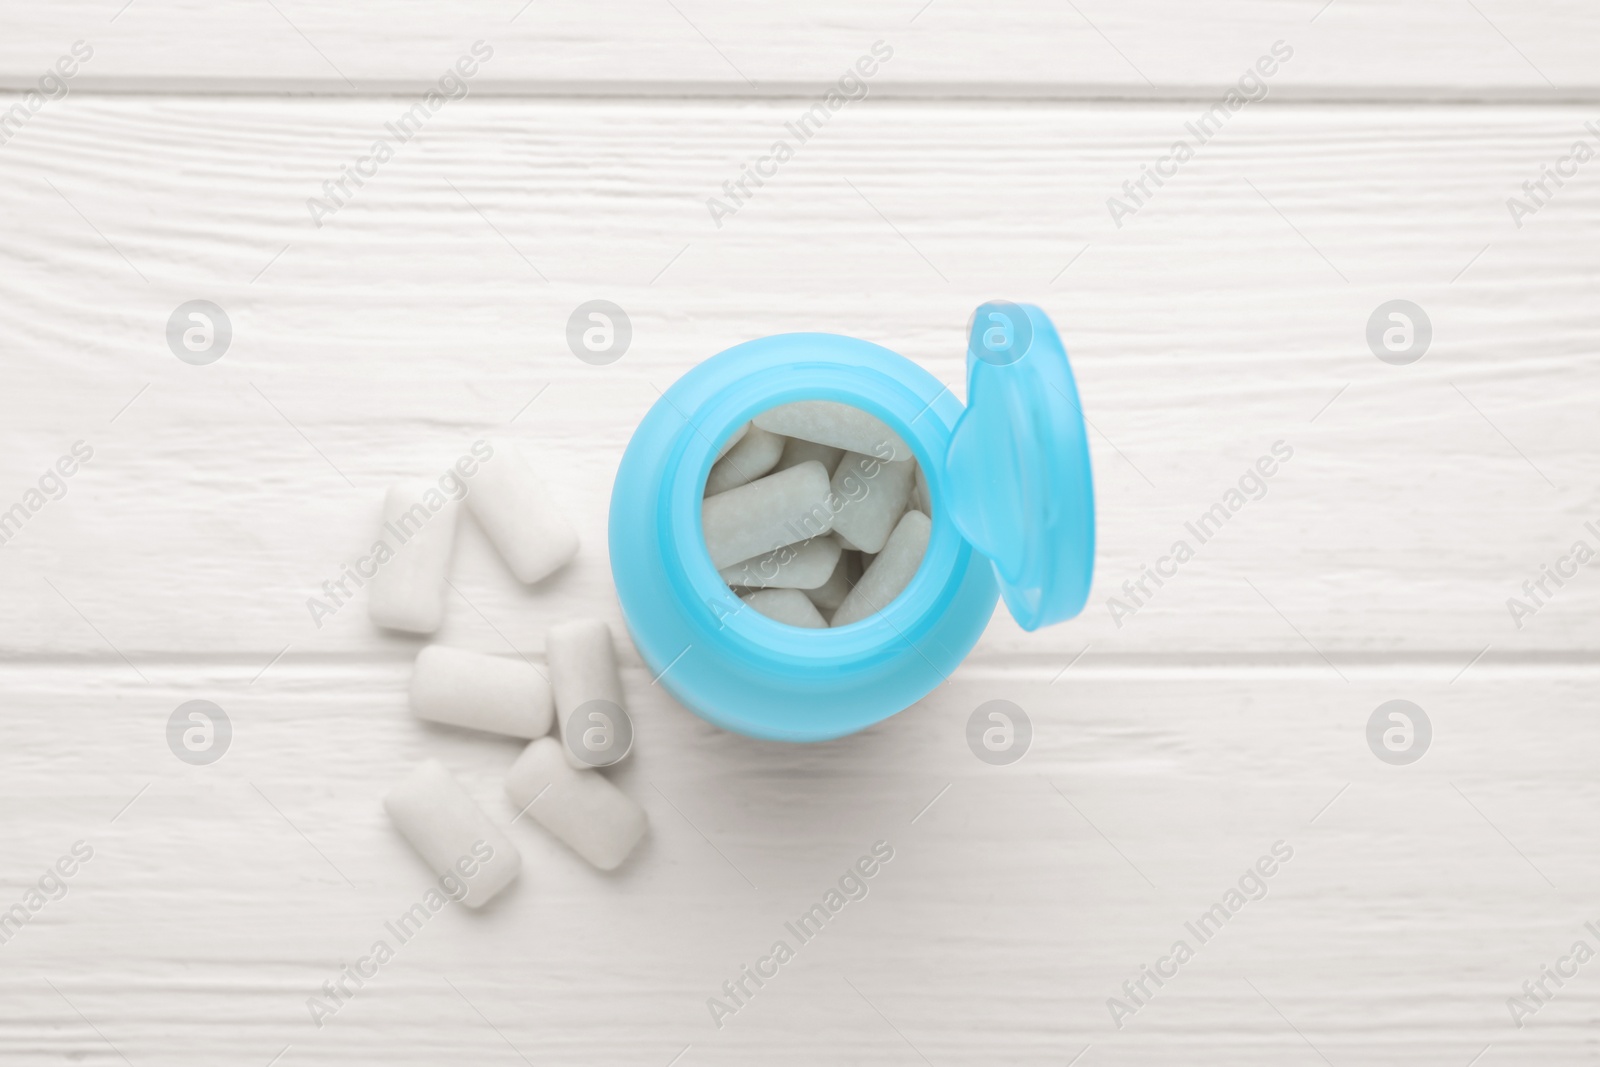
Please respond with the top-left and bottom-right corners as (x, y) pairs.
(609, 302), (1094, 741)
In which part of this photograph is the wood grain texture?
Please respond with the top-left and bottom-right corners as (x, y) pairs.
(1, 13), (1597, 1063)
(0, 99), (1594, 662)
(0, 1), (1596, 97)
(1, 662), (1595, 1065)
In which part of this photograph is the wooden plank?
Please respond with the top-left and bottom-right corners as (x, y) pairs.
(0, 663), (1593, 1063)
(0, 99), (1595, 662)
(0, 1), (1595, 97)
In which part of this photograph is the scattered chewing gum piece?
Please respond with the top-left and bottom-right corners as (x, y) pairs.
(704, 426), (785, 496)
(384, 759), (521, 908)
(716, 421), (751, 458)
(753, 401), (912, 462)
(741, 588), (829, 628)
(701, 460), (833, 568)
(804, 549), (855, 613)
(504, 737), (647, 870)
(828, 454), (916, 555)
(546, 619), (628, 769)
(410, 645), (553, 739)
(773, 436), (845, 476)
(467, 438), (579, 584)
(831, 510), (932, 627)
(721, 535), (842, 590)
(368, 481), (461, 634)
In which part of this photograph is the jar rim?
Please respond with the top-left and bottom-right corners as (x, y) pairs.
(609, 330), (999, 740)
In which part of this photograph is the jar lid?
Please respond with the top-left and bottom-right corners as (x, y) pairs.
(942, 302), (1096, 632)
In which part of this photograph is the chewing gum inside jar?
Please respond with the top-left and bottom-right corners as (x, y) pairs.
(700, 401), (931, 628)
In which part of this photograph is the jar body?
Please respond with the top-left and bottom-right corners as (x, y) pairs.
(609, 333), (999, 741)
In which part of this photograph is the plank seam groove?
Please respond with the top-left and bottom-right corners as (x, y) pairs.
(0, 653), (1593, 672)
(5, 81), (1600, 105)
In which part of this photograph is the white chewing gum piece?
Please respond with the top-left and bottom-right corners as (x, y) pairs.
(772, 436), (845, 476)
(741, 587), (829, 628)
(546, 619), (629, 769)
(828, 454), (916, 555)
(914, 463), (932, 514)
(715, 421), (751, 458)
(753, 400), (911, 462)
(701, 461), (832, 569)
(704, 426), (786, 496)
(803, 548), (855, 613)
(830, 510), (932, 627)
(720, 536), (842, 590)
(467, 438), (580, 584)
(368, 481), (460, 634)
(504, 738), (647, 871)
(384, 759), (522, 908)
(409, 645), (554, 739)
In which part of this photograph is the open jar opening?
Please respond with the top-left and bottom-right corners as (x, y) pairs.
(698, 399), (933, 631)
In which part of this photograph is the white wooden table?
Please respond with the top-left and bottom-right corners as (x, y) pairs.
(2, 4), (1597, 1063)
